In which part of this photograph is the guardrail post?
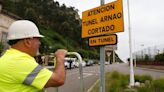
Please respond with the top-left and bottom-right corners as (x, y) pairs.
(67, 52), (84, 92)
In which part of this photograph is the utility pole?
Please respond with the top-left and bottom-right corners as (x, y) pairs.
(127, 0), (135, 86)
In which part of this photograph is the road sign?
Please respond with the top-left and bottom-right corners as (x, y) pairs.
(89, 34), (117, 46)
(82, 0), (124, 38)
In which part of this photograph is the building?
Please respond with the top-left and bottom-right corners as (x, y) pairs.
(0, 2), (22, 51)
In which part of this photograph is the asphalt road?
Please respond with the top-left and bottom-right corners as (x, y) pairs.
(45, 63), (164, 92)
(46, 65), (99, 92)
(105, 63), (164, 79)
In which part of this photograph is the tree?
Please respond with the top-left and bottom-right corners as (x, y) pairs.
(144, 54), (150, 61)
(0, 42), (4, 55)
(155, 53), (164, 62)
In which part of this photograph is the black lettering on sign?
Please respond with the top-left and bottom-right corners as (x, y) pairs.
(98, 37), (114, 43)
(88, 25), (115, 35)
(83, 19), (98, 26)
(100, 12), (122, 22)
(87, 4), (115, 16)
(90, 39), (97, 44)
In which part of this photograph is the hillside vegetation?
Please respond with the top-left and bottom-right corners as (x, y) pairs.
(3, 0), (99, 59)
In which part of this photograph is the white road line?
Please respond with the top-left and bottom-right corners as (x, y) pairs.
(83, 73), (93, 78)
(67, 71), (79, 76)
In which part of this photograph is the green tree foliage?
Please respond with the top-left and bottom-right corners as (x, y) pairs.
(144, 54), (150, 61)
(3, 0), (99, 59)
(155, 53), (164, 62)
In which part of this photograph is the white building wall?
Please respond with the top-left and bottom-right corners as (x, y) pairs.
(0, 13), (16, 42)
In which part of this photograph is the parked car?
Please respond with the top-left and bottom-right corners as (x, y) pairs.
(64, 58), (77, 69)
(98, 61), (110, 65)
(105, 62), (110, 65)
(74, 60), (86, 67)
(86, 60), (94, 66)
(74, 61), (79, 68)
(82, 61), (86, 67)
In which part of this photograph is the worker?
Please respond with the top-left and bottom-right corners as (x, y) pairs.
(0, 20), (67, 92)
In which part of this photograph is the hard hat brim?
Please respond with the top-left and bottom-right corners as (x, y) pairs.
(7, 34), (44, 40)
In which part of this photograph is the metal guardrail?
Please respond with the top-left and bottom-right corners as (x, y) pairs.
(67, 52), (84, 92)
(45, 52), (84, 92)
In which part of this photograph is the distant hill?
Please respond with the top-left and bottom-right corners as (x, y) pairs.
(3, 0), (99, 59)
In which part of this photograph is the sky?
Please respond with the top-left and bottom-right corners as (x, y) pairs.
(54, 0), (164, 62)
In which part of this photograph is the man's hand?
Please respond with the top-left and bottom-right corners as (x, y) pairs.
(45, 49), (67, 88)
(54, 49), (67, 59)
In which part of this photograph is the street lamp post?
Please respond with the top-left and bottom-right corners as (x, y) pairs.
(127, 0), (135, 86)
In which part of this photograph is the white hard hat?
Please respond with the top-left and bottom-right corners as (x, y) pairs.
(7, 20), (44, 40)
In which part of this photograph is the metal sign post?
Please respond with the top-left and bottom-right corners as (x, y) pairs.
(99, 46), (105, 92)
(99, 0), (105, 92)
(99, 1), (105, 92)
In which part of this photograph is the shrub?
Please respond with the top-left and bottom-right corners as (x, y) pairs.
(153, 78), (164, 92)
(155, 53), (164, 62)
(120, 75), (129, 88)
(110, 71), (121, 79)
(106, 71), (129, 92)
(91, 72), (164, 92)
(109, 80), (122, 92)
(135, 75), (152, 83)
(138, 86), (153, 92)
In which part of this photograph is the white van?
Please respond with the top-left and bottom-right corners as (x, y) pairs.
(64, 58), (77, 69)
